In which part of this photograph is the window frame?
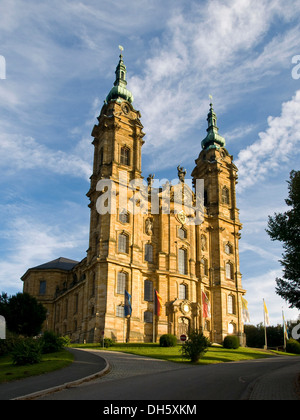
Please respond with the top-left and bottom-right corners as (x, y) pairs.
(144, 243), (153, 263)
(144, 279), (153, 302)
(178, 247), (188, 275)
(117, 271), (128, 294)
(120, 146), (130, 166)
(118, 232), (129, 254)
(179, 283), (187, 300)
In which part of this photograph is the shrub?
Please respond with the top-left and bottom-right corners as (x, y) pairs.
(159, 334), (177, 347)
(286, 338), (300, 354)
(11, 338), (42, 366)
(223, 335), (240, 349)
(60, 335), (71, 347)
(41, 331), (64, 354)
(103, 338), (114, 348)
(181, 330), (210, 362)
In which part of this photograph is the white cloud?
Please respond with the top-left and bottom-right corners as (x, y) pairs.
(236, 90), (300, 191)
(244, 269), (300, 325)
(0, 211), (88, 294)
(0, 133), (92, 179)
(130, 0), (300, 170)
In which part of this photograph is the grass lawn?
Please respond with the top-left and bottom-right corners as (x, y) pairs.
(71, 342), (290, 365)
(0, 349), (74, 383)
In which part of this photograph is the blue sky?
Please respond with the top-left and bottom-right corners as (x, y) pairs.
(0, 0), (299, 326)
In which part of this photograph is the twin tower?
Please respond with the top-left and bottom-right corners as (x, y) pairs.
(22, 51), (246, 345)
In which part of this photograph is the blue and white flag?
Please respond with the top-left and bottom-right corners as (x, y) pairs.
(124, 290), (132, 317)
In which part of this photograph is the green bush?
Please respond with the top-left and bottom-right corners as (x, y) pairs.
(60, 335), (71, 347)
(103, 338), (114, 348)
(11, 338), (42, 366)
(286, 338), (300, 354)
(181, 330), (210, 362)
(159, 334), (177, 347)
(223, 335), (240, 349)
(41, 331), (64, 354)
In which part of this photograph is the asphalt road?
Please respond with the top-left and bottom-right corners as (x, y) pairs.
(38, 350), (300, 401)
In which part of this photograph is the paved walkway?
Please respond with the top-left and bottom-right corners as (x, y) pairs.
(0, 348), (108, 400)
(0, 348), (299, 400)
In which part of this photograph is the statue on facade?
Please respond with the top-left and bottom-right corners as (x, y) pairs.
(177, 165), (186, 183)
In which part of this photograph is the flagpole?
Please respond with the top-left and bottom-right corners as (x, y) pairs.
(153, 288), (155, 343)
(263, 299), (267, 350)
(282, 309), (286, 351)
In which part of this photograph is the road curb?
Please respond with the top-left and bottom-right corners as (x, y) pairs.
(11, 356), (111, 400)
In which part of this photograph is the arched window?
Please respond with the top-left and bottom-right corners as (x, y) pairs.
(117, 271), (128, 294)
(222, 186), (230, 205)
(118, 232), (129, 253)
(201, 258), (208, 276)
(179, 283), (187, 300)
(178, 227), (187, 239)
(225, 262), (234, 280)
(178, 248), (187, 275)
(145, 243), (153, 262)
(144, 280), (153, 302)
(120, 146), (130, 166)
(225, 243), (233, 254)
(228, 322), (236, 334)
(228, 294), (235, 314)
(119, 211), (129, 224)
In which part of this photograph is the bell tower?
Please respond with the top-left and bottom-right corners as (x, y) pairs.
(192, 102), (245, 344)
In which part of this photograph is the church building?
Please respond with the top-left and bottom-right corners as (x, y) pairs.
(21, 51), (246, 345)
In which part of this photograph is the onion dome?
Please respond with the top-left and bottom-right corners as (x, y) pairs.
(105, 49), (134, 104)
(201, 102), (226, 150)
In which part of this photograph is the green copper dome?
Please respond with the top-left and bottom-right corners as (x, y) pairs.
(201, 103), (226, 150)
(105, 51), (134, 104)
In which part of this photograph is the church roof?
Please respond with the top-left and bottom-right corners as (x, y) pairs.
(201, 102), (226, 150)
(30, 257), (79, 271)
(105, 47), (134, 104)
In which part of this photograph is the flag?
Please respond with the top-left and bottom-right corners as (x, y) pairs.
(242, 297), (250, 323)
(124, 290), (132, 317)
(154, 289), (163, 316)
(282, 311), (289, 341)
(263, 299), (270, 326)
(202, 291), (210, 318)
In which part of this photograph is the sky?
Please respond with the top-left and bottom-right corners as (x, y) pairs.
(0, 0), (299, 327)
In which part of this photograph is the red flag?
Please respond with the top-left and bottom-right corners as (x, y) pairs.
(154, 289), (163, 316)
(202, 291), (208, 318)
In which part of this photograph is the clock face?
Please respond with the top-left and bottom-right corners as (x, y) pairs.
(176, 210), (186, 225)
(181, 302), (190, 314)
(123, 105), (129, 114)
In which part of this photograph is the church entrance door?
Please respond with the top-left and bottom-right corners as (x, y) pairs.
(178, 317), (190, 338)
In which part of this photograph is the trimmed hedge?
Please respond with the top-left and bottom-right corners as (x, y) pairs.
(223, 335), (240, 349)
(159, 334), (177, 347)
(286, 338), (300, 354)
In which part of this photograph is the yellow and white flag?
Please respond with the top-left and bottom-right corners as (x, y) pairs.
(242, 297), (250, 323)
(263, 299), (270, 326)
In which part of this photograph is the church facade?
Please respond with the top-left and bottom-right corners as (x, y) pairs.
(21, 52), (246, 345)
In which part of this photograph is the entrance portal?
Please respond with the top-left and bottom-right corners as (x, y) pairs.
(178, 317), (190, 338)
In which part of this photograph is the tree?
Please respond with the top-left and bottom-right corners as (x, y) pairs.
(181, 330), (210, 363)
(1, 292), (47, 337)
(266, 170), (300, 310)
